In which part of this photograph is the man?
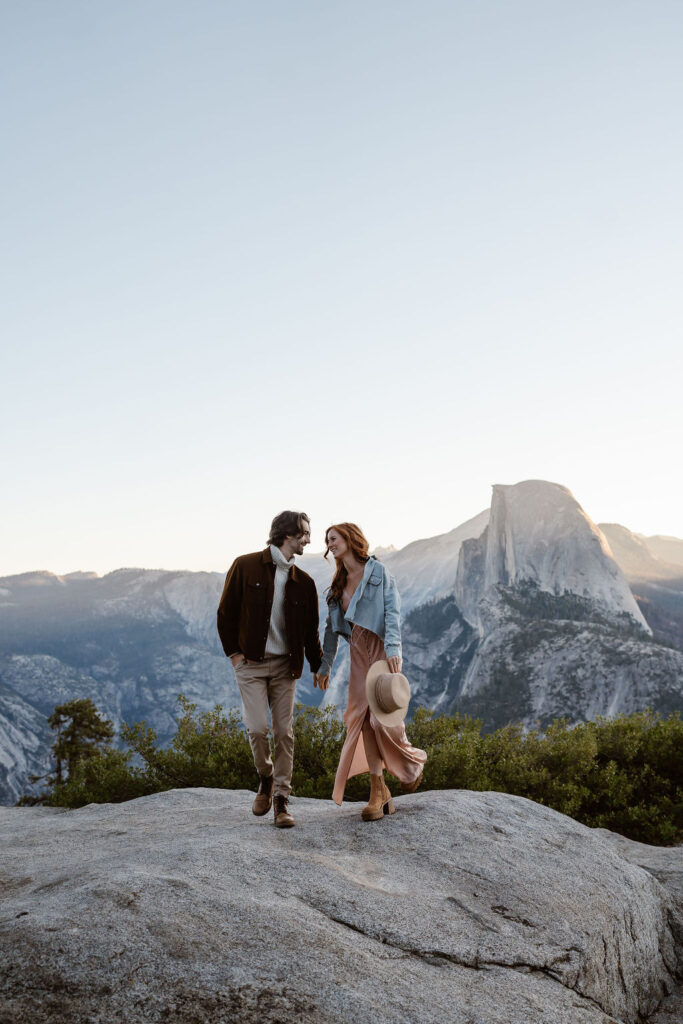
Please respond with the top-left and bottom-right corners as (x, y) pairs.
(217, 511), (323, 828)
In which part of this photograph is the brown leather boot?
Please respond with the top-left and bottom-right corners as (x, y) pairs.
(362, 773), (392, 821)
(252, 773), (274, 816)
(273, 794), (295, 828)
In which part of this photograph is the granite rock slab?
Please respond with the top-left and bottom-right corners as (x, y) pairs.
(1, 788), (681, 1024)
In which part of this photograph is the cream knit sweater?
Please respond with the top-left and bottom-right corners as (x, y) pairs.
(265, 544), (294, 655)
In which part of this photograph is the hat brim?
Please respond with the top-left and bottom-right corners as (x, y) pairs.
(366, 660), (410, 727)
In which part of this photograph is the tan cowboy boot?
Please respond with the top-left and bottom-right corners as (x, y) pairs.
(362, 773), (391, 821)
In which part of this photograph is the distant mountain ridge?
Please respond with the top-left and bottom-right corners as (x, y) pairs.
(1, 481), (682, 805)
(640, 534), (683, 567)
(598, 522), (683, 659)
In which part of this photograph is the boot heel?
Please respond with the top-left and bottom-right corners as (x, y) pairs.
(381, 778), (396, 815)
(361, 773), (388, 821)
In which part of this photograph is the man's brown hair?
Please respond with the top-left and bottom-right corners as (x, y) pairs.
(267, 511), (310, 548)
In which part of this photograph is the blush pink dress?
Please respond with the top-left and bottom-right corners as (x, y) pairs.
(332, 623), (427, 806)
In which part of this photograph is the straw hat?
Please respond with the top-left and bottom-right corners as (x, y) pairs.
(366, 660), (411, 726)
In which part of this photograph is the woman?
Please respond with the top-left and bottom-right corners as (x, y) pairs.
(315, 523), (426, 820)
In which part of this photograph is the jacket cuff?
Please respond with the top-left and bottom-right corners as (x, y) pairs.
(384, 643), (402, 659)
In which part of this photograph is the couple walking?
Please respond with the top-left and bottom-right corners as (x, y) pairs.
(216, 510), (426, 828)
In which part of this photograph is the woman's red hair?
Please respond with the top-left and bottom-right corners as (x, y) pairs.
(324, 523), (370, 604)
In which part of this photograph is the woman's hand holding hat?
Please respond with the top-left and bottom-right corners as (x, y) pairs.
(387, 656), (402, 674)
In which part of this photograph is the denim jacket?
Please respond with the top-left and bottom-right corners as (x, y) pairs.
(319, 556), (402, 676)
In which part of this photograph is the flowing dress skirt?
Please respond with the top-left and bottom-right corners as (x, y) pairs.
(332, 624), (427, 805)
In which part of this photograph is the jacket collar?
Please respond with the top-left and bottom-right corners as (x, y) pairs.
(360, 555), (377, 587)
(344, 556), (376, 621)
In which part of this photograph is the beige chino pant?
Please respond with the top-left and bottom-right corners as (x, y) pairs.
(234, 654), (296, 798)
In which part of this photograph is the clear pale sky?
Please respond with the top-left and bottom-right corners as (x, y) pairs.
(2, 1), (682, 577)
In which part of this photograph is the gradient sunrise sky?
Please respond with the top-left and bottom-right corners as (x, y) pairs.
(2, 1), (682, 576)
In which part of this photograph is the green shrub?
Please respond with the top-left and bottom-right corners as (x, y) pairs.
(44, 748), (152, 809)
(577, 711), (683, 844)
(122, 695), (255, 792)
(404, 707), (682, 844)
(24, 694), (682, 846)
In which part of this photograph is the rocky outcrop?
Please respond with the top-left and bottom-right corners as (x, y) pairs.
(0, 788), (680, 1024)
(596, 829), (683, 1023)
(0, 682), (51, 805)
(451, 584), (683, 730)
(438, 483), (683, 729)
(456, 482), (649, 633)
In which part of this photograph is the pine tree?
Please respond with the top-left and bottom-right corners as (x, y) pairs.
(47, 698), (115, 783)
(18, 698), (116, 803)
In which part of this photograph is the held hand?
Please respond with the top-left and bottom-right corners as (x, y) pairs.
(315, 673), (330, 690)
(387, 656), (402, 674)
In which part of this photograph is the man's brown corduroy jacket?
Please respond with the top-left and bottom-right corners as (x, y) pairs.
(216, 547), (323, 680)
